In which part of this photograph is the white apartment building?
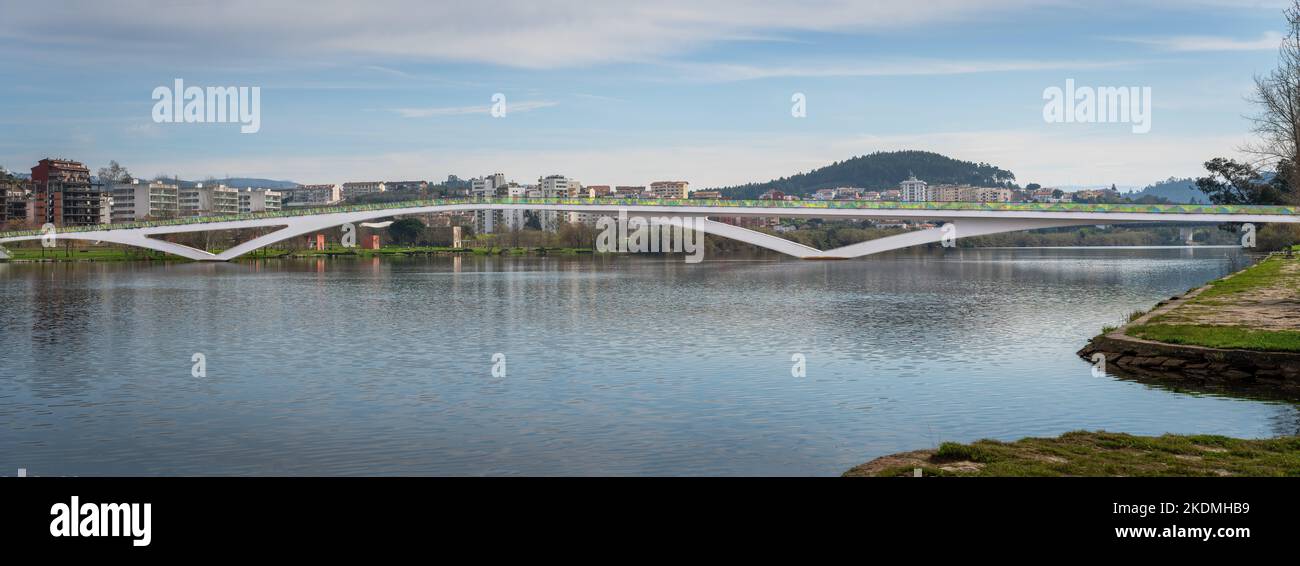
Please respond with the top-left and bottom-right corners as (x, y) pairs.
(341, 181), (386, 200)
(536, 175), (575, 231)
(470, 173), (507, 198)
(110, 180), (179, 223)
(471, 173), (510, 233)
(239, 188), (283, 213)
(899, 175), (929, 202)
(648, 181), (689, 199)
(179, 183), (239, 216)
(282, 184), (342, 207)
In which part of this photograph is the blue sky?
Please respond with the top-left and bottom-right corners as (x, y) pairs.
(0, 0), (1291, 188)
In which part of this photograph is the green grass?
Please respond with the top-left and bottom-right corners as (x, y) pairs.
(1115, 257), (1300, 351)
(847, 431), (1300, 477)
(1, 247), (180, 262)
(1125, 323), (1300, 352)
(1196, 257), (1292, 300)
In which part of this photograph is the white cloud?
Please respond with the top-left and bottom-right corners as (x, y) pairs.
(392, 101), (556, 118)
(1108, 31), (1283, 52)
(667, 58), (1144, 81)
(1, 0), (1049, 69)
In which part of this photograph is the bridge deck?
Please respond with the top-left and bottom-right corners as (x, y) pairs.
(1, 197), (1297, 239)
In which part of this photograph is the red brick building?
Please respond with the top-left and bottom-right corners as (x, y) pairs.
(30, 158), (109, 227)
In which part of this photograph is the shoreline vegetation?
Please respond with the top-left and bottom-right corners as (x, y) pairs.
(847, 248), (1300, 477)
(1078, 251), (1300, 392)
(843, 431), (1300, 477)
(1123, 254), (1300, 352)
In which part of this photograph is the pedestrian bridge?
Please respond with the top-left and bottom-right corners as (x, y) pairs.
(1, 197), (1296, 261)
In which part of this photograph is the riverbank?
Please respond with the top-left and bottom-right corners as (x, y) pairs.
(1078, 253), (1300, 391)
(843, 431), (1300, 476)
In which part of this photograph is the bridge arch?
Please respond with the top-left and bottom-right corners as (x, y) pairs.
(0, 200), (1263, 261)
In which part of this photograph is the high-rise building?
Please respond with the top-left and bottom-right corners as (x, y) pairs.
(111, 180), (179, 223)
(30, 158), (109, 227)
(471, 174), (510, 233)
(648, 181), (689, 199)
(537, 175), (576, 231)
(239, 188), (283, 213)
(899, 175), (929, 202)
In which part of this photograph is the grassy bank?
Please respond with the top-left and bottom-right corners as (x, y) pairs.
(1123, 255), (1300, 352)
(0, 247), (177, 262)
(843, 431), (1300, 477)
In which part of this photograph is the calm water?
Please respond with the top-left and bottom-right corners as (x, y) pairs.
(1, 247), (1296, 476)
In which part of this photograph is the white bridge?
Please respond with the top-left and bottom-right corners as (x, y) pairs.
(1, 199), (1296, 261)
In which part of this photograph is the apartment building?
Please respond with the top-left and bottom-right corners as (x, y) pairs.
(30, 158), (110, 227)
(282, 184), (342, 207)
(1, 183), (28, 226)
(0, 181), (30, 227)
(470, 174), (510, 233)
(341, 181), (386, 200)
(111, 180), (179, 223)
(614, 186), (646, 198)
(537, 175), (575, 231)
(239, 188), (283, 213)
(899, 175), (929, 202)
(470, 174), (507, 198)
(180, 184), (240, 216)
(386, 180), (429, 195)
(648, 181), (689, 199)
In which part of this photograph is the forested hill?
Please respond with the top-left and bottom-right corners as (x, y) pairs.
(1125, 177), (1204, 204)
(713, 150), (1017, 200)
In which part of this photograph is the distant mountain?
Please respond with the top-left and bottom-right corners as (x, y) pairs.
(208, 177), (298, 189)
(149, 176), (298, 189)
(712, 150), (1016, 199)
(1125, 177), (1205, 204)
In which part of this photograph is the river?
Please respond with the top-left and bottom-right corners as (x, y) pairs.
(1, 247), (1295, 476)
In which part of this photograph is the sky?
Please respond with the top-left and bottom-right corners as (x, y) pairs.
(0, 0), (1292, 189)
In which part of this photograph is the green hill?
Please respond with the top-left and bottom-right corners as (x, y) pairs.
(713, 150), (1016, 200)
(1125, 177), (1205, 204)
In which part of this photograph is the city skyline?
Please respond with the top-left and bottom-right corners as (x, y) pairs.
(0, 0), (1291, 188)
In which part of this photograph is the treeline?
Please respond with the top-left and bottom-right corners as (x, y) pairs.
(958, 226), (1242, 248)
(714, 150), (1016, 200)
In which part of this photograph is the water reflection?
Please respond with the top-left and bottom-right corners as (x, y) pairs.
(0, 247), (1294, 475)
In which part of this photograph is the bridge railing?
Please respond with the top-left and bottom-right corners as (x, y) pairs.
(2, 197), (1298, 239)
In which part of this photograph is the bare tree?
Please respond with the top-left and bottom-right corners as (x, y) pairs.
(1246, 1), (1300, 203)
(96, 160), (133, 184)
